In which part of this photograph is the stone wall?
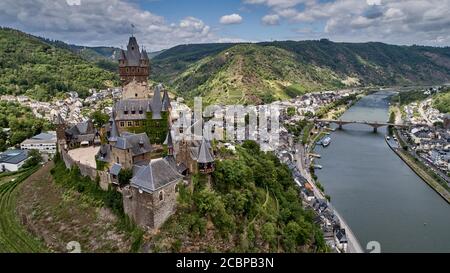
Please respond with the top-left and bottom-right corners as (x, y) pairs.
(60, 149), (111, 191)
(60, 148), (179, 230)
(123, 180), (179, 230)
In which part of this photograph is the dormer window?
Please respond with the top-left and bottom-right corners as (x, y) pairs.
(139, 110), (143, 114)
(131, 110), (136, 114)
(124, 110), (128, 115)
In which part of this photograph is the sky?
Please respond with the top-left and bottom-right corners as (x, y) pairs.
(1, 0), (450, 51)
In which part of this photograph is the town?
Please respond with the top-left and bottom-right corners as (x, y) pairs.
(0, 35), (449, 254)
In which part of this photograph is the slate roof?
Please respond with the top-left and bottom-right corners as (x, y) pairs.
(163, 130), (174, 147)
(130, 158), (182, 193)
(114, 99), (151, 120)
(162, 87), (171, 111)
(114, 133), (152, 156)
(110, 163), (122, 176)
(335, 229), (348, 243)
(0, 150), (29, 164)
(21, 132), (57, 145)
(151, 84), (163, 119)
(66, 120), (95, 137)
(119, 49), (126, 61)
(197, 138), (214, 164)
(141, 50), (149, 60)
(125, 37), (142, 66)
(109, 118), (120, 142)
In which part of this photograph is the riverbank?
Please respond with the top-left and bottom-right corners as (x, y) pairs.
(294, 144), (364, 253)
(300, 94), (366, 253)
(385, 133), (450, 204)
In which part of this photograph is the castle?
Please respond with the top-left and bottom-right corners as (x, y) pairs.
(56, 35), (215, 230)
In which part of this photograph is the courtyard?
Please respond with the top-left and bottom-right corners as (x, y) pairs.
(68, 146), (100, 169)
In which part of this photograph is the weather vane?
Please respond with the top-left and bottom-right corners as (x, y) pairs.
(131, 23), (135, 37)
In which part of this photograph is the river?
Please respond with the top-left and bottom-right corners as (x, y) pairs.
(314, 91), (450, 253)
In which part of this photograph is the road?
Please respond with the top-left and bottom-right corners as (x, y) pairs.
(294, 143), (364, 253)
(396, 129), (450, 184)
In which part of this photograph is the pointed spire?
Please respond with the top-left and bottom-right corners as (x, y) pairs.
(119, 49), (126, 61)
(164, 130), (173, 146)
(162, 86), (171, 111)
(109, 118), (120, 142)
(164, 130), (174, 156)
(151, 84), (162, 119)
(197, 137), (214, 164)
(141, 49), (149, 60)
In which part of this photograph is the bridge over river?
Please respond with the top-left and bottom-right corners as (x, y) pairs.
(312, 119), (428, 133)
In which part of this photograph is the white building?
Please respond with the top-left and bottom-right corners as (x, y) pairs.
(20, 131), (57, 154)
(0, 150), (29, 172)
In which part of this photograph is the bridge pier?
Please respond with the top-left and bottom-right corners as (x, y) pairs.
(373, 127), (378, 133)
(338, 123), (343, 130)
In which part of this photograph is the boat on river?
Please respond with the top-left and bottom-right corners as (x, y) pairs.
(322, 137), (331, 147)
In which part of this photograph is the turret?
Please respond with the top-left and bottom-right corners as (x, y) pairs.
(164, 130), (174, 156)
(151, 84), (162, 120)
(162, 86), (171, 112)
(197, 137), (214, 174)
(109, 117), (120, 146)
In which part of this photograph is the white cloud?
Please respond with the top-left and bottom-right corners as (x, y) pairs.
(246, 0), (450, 46)
(367, 0), (381, 6)
(262, 14), (280, 25)
(244, 0), (314, 9)
(0, 0), (218, 51)
(220, 14), (243, 25)
(66, 0), (81, 6)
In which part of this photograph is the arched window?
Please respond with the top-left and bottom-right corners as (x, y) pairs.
(116, 157), (119, 163)
(159, 191), (164, 201)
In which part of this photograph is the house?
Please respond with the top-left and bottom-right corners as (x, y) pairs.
(63, 119), (100, 148)
(334, 228), (348, 252)
(20, 131), (57, 154)
(110, 132), (153, 169)
(0, 150), (29, 172)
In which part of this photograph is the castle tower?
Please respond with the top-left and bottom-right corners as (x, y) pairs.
(55, 113), (67, 150)
(119, 36), (150, 86)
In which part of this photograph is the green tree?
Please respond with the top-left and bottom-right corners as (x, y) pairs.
(261, 222), (277, 246)
(90, 110), (109, 128)
(118, 168), (133, 186)
(23, 149), (42, 168)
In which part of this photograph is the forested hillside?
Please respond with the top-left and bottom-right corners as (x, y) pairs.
(152, 39), (450, 105)
(151, 141), (326, 252)
(0, 28), (118, 101)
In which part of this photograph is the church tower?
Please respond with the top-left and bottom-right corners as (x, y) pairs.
(118, 36), (150, 86)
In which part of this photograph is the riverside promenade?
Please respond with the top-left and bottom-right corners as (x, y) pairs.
(295, 143), (364, 253)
